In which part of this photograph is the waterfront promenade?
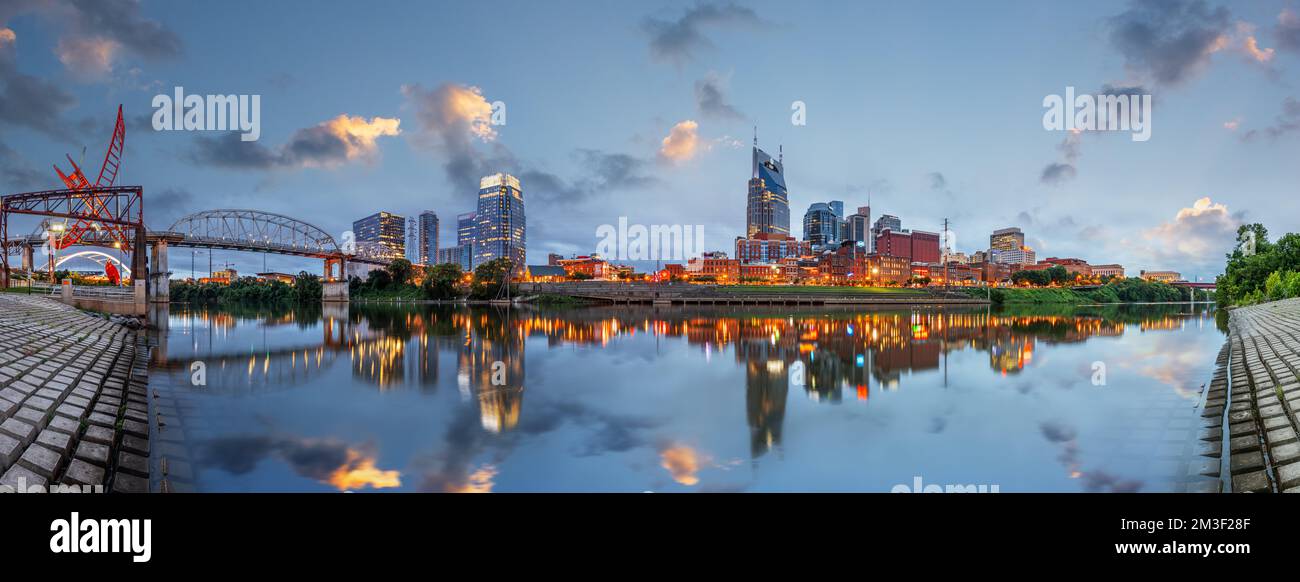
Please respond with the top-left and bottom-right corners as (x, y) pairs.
(0, 294), (151, 493)
(1213, 298), (1300, 492)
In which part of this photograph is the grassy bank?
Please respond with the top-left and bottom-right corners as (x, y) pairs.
(963, 278), (1189, 304)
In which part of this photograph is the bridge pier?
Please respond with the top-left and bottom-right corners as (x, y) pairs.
(20, 244), (33, 272)
(148, 239), (170, 303)
(323, 256), (349, 303)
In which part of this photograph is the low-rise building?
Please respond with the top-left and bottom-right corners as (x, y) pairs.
(1139, 270), (1181, 283)
(1090, 264), (1125, 278)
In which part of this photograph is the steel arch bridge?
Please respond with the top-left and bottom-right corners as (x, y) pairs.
(167, 209), (341, 257)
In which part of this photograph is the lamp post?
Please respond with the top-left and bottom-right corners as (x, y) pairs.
(47, 222), (65, 284)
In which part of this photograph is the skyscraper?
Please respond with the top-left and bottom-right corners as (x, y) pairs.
(802, 202), (843, 249)
(456, 211), (476, 267)
(871, 214), (901, 253)
(417, 211), (439, 265)
(990, 227), (1025, 253)
(352, 211), (405, 261)
(457, 212), (477, 246)
(746, 143), (790, 238)
(847, 206), (871, 244)
(473, 173), (526, 272)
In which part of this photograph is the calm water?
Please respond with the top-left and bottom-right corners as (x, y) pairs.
(146, 302), (1227, 493)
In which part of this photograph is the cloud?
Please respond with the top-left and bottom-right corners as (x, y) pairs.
(198, 434), (401, 491)
(1240, 97), (1300, 141)
(642, 2), (762, 66)
(0, 28), (14, 47)
(401, 82), (507, 192)
(694, 71), (744, 120)
(1107, 0), (1233, 86)
(0, 141), (44, 190)
(1278, 9), (1300, 53)
(0, 69), (79, 139)
(927, 172), (947, 190)
(659, 444), (705, 485)
(189, 114), (401, 170)
(1222, 118), (1240, 130)
(55, 36), (120, 78)
(659, 120), (700, 162)
(1141, 196), (1240, 272)
(56, 0), (180, 63)
(1040, 162), (1077, 185)
(1037, 85), (1140, 185)
(401, 82), (656, 210)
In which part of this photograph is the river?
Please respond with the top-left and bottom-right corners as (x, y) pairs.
(145, 302), (1226, 492)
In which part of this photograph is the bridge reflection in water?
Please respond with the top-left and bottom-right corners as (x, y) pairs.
(149, 302), (1219, 449)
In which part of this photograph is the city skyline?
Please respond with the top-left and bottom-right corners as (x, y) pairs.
(2, 1), (1297, 282)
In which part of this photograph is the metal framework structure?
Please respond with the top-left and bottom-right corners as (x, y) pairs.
(1, 185), (146, 286)
(166, 209), (343, 258)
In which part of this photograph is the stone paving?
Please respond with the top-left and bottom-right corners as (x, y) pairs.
(1208, 298), (1300, 492)
(0, 293), (151, 493)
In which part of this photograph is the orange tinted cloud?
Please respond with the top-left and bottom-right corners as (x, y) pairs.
(327, 449), (402, 491)
(660, 444), (704, 485)
(321, 114), (402, 160)
(659, 120), (700, 162)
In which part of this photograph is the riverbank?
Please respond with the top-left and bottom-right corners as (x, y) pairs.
(0, 294), (152, 493)
(1209, 298), (1300, 492)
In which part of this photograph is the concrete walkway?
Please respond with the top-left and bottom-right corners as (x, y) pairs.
(1212, 298), (1300, 492)
(0, 294), (151, 493)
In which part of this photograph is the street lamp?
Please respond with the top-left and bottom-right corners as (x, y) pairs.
(47, 222), (66, 284)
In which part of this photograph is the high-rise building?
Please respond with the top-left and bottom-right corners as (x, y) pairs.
(802, 202), (843, 249)
(352, 211), (406, 261)
(871, 214), (901, 253)
(990, 227), (1034, 266)
(746, 144), (791, 238)
(436, 245), (473, 271)
(473, 173), (526, 272)
(457, 212), (477, 246)
(417, 211), (439, 265)
(847, 206), (871, 244)
(990, 227), (1025, 253)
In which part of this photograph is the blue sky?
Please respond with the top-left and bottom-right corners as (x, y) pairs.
(2, 0), (1299, 281)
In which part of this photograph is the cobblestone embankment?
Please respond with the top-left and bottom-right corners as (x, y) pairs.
(1209, 298), (1300, 492)
(0, 294), (151, 493)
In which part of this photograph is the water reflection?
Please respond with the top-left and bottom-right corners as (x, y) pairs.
(150, 302), (1223, 492)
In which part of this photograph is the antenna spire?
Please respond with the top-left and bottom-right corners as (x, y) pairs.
(753, 125), (757, 147)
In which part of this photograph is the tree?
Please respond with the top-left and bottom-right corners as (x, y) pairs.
(366, 268), (392, 290)
(471, 258), (513, 299)
(293, 271), (322, 303)
(386, 258), (414, 286)
(422, 263), (463, 300)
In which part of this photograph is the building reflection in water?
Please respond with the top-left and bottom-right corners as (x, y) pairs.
(160, 303), (1214, 455)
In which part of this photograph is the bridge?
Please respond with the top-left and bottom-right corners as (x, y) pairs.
(0, 105), (392, 311)
(3, 203), (392, 306)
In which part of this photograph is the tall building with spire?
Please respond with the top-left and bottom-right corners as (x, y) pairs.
(746, 135), (791, 238)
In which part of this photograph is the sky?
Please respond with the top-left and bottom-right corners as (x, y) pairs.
(2, 0), (1299, 281)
